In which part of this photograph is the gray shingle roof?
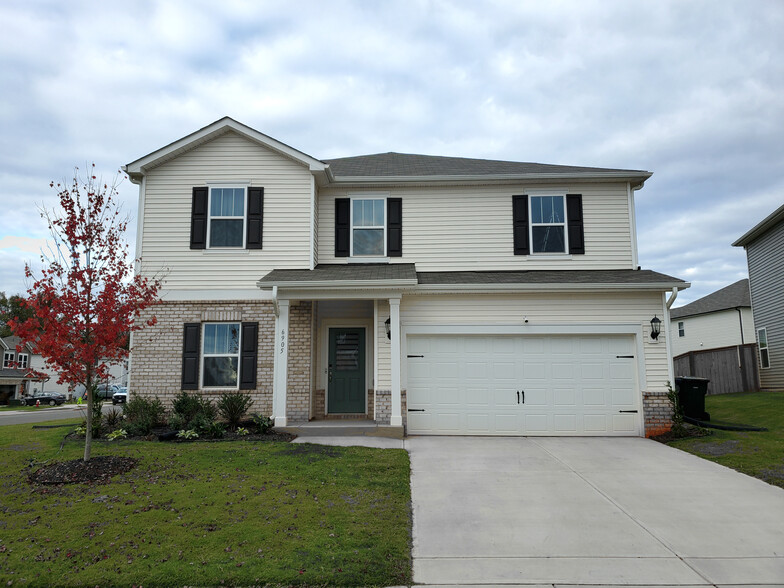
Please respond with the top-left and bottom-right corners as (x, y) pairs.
(259, 266), (686, 289)
(417, 269), (686, 286)
(670, 279), (751, 319)
(258, 264), (418, 285)
(324, 152), (651, 179)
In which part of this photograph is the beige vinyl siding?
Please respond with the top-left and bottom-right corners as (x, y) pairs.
(399, 291), (668, 392)
(670, 308), (755, 357)
(746, 219), (784, 390)
(312, 183), (319, 267)
(317, 183), (634, 270)
(376, 299), (391, 389)
(139, 132), (312, 290)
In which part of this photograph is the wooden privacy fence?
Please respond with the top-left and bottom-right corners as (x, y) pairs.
(673, 343), (760, 395)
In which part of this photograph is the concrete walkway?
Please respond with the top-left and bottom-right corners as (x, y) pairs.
(408, 436), (784, 587)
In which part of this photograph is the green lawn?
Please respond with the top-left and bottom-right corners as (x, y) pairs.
(668, 390), (784, 489)
(0, 421), (412, 587)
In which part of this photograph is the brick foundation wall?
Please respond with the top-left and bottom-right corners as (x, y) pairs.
(643, 390), (673, 437)
(286, 302), (312, 423)
(131, 300), (277, 414)
(374, 389), (406, 426)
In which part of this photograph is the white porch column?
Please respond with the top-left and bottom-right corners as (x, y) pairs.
(273, 300), (290, 426)
(389, 297), (402, 427)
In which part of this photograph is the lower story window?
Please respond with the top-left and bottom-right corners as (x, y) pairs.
(758, 328), (770, 369)
(202, 323), (240, 387)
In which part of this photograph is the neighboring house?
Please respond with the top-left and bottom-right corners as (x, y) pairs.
(669, 279), (754, 357)
(0, 335), (62, 404)
(733, 204), (784, 392)
(124, 117), (688, 437)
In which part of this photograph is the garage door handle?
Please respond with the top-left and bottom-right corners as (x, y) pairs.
(517, 391), (520, 404)
(408, 408), (425, 412)
(407, 355), (424, 358)
(616, 355), (635, 358)
(619, 410), (638, 413)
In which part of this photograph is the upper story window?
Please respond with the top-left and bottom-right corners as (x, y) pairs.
(513, 194), (584, 256)
(2, 351), (13, 368)
(17, 353), (28, 369)
(758, 327), (770, 369)
(190, 186), (263, 251)
(202, 323), (241, 388)
(530, 195), (567, 253)
(678, 321), (685, 337)
(209, 188), (246, 248)
(352, 198), (385, 256)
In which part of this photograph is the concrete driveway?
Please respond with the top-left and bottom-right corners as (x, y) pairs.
(409, 436), (784, 587)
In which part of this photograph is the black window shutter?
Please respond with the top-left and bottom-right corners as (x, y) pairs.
(190, 187), (208, 249)
(335, 198), (350, 257)
(246, 187), (264, 249)
(181, 323), (201, 390)
(512, 195), (529, 255)
(387, 198), (402, 257)
(239, 322), (258, 390)
(566, 194), (585, 255)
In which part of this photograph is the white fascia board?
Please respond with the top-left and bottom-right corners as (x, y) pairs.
(414, 281), (690, 293)
(275, 289), (412, 301)
(257, 279), (418, 290)
(124, 117), (328, 181)
(328, 171), (652, 188)
(404, 323), (643, 336)
(0, 338), (8, 350)
(732, 203), (784, 247)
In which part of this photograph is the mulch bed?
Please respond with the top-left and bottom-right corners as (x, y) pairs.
(28, 455), (138, 485)
(650, 423), (712, 443)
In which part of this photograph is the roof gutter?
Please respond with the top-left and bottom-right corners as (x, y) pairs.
(258, 278), (419, 291)
(328, 171), (652, 187)
(416, 281), (689, 294)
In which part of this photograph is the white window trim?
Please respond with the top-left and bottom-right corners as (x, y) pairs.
(678, 321), (685, 337)
(2, 351), (13, 369)
(17, 353), (28, 369)
(528, 193), (569, 255)
(201, 322), (242, 389)
(350, 194), (387, 258)
(206, 186), (247, 249)
(758, 327), (770, 369)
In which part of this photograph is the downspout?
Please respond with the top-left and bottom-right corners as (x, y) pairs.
(736, 307), (744, 344)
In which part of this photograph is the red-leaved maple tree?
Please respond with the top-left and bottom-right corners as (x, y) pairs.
(11, 165), (160, 461)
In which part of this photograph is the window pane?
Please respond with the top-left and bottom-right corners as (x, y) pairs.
(203, 357), (239, 387)
(208, 323), (239, 354)
(204, 324), (217, 355)
(532, 226), (565, 253)
(373, 199), (384, 226)
(353, 200), (362, 225)
(210, 219), (243, 247)
(353, 228), (384, 255)
(233, 189), (244, 216)
(531, 196), (564, 223)
(758, 329), (768, 346)
(210, 189), (223, 216)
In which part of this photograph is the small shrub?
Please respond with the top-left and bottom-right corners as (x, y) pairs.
(177, 429), (198, 440)
(203, 421), (226, 439)
(236, 427), (249, 436)
(103, 407), (124, 429)
(217, 392), (253, 430)
(74, 424), (86, 437)
(170, 391), (216, 430)
(252, 414), (274, 434)
(666, 380), (685, 434)
(106, 429), (128, 441)
(91, 398), (104, 438)
(124, 396), (166, 436)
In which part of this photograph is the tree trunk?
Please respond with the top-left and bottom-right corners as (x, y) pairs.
(84, 375), (92, 462)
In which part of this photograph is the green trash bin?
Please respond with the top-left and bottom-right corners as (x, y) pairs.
(675, 376), (710, 421)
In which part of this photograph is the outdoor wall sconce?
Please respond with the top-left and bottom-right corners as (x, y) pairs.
(385, 317), (391, 340)
(650, 315), (662, 340)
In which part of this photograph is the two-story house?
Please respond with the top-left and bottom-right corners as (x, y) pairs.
(733, 203), (784, 392)
(124, 117), (688, 437)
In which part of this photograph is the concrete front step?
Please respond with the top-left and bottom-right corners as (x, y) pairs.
(279, 420), (404, 439)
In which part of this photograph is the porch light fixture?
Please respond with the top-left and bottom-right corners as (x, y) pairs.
(650, 315), (662, 340)
(384, 317), (391, 340)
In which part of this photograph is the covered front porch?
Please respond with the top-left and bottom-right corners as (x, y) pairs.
(258, 264), (417, 435)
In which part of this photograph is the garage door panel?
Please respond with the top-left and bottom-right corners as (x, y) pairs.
(407, 334), (640, 436)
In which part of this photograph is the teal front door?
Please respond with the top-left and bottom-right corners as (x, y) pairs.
(328, 328), (366, 414)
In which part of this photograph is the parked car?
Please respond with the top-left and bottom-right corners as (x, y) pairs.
(21, 392), (66, 406)
(112, 387), (128, 405)
(76, 384), (121, 401)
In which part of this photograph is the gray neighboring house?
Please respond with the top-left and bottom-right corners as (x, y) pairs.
(733, 203), (784, 392)
(669, 279), (754, 358)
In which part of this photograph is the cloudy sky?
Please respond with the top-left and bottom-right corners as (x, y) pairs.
(1, 0), (782, 306)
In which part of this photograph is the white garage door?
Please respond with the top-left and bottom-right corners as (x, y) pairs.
(406, 334), (640, 436)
